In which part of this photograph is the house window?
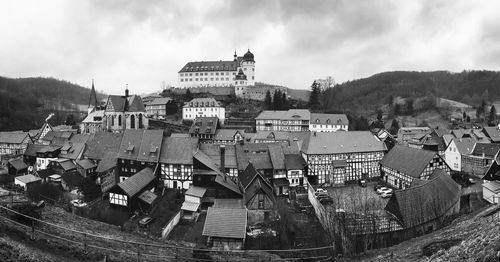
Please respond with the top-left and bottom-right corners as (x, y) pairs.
(258, 194), (264, 209)
(109, 193), (127, 206)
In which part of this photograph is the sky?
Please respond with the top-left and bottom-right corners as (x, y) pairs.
(1, 0), (500, 95)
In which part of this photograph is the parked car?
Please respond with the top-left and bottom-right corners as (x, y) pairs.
(138, 216), (154, 227)
(381, 191), (393, 198)
(314, 192), (329, 198)
(319, 197), (333, 205)
(70, 199), (87, 208)
(374, 185), (383, 192)
(376, 187), (390, 194)
(315, 188), (327, 194)
(359, 179), (367, 187)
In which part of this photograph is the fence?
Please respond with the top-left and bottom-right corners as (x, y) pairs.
(161, 211), (181, 239)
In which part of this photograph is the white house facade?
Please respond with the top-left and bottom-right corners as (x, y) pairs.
(309, 113), (349, 132)
(182, 98), (225, 124)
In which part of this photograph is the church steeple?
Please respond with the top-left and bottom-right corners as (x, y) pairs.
(233, 50), (237, 61)
(88, 79), (98, 109)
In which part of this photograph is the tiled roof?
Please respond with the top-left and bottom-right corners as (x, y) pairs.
(106, 95), (146, 112)
(189, 117), (218, 135)
(198, 144), (237, 169)
(179, 59), (241, 73)
(0, 131), (29, 144)
(75, 159), (96, 170)
(15, 174), (41, 184)
(450, 138), (476, 155)
(380, 146), (437, 178)
(159, 137), (198, 164)
(235, 143), (273, 170)
(36, 168), (56, 179)
(118, 167), (155, 197)
(214, 129), (245, 140)
(69, 134), (92, 144)
(268, 144), (285, 170)
(301, 131), (386, 155)
(59, 142), (85, 160)
(202, 207), (247, 239)
(284, 154), (306, 170)
(57, 159), (77, 171)
(136, 130), (163, 163)
(117, 129), (145, 160)
(213, 198), (244, 209)
(193, 150), (241, 195)
(96, 152), (118, 173)
(84, 132), (123, 160)
(38, 145), (61, 153)
(24, 144), (46, 157)
(185, 186), (207, 198)
(482, 127), (500, 142)
(255, 109), (310, 120)
(471, 143), (500, 157)
(385, 169), (460, 228)
(8, 158), (27, 170)
(183, 98), (222, 108)
(146, 97), (172, 106)
(310, 113), (349, 125)
(238, 163), (272, 190)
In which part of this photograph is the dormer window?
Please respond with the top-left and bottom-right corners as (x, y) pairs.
(127, 144), (134, 152)
(326, 119), (331, 124)
(315, 119), (320, 123)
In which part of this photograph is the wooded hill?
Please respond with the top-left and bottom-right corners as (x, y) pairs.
(0, 76), (105, 131)
(321, 70), (500, 114)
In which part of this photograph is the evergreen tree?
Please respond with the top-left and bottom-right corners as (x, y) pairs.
(281, 92), (289, 110)
(264, 90), (273, 109)
(273, 89), (282, 110)
(394, 103), (401, 115)
(489, 105), (496, 123)
(406, 99), (414, 115)
(185, 89), (193, 101)
(65, 114), (76, 126)
(463, 111), (467, 121)
(376, 110), (383, 122)
(309, 81), (320, 110)
(389, 119), (400, 135)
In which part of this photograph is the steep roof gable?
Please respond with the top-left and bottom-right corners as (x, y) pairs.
(380, 146), (438, 178)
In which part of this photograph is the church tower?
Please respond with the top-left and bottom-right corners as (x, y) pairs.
(88, 79), (98, 114)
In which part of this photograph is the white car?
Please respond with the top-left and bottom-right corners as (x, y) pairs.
(376, 187), (389, 194)
(315, 188), (327, 194)
(381, 191), (393, 198)
(70, 199), (87, 208)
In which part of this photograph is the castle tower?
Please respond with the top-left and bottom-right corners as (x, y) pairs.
(235, 69), (248, 97)
(241, 49), (255, 86)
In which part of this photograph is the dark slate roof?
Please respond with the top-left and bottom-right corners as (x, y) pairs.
(238, 163), (272, 190)
(202, 207), (247, 239)
(57, 159), (77, 171)
(214, 129), (245, 140)
(235, 143), (273, 170)
(380, 146), (437, 178)
(189, 117), (218, 136)
(117, 129), (145, 160)
(69, 134), (92, 144)
(179, 59), (241, 73)
(117, 167), (155, 197)
(256, 109), (310, 120)
(83, 132), (123, 160)
(38, 145), (61, 153)
(301, 131), (386, 155)
(471, 143), (500, 158)
(59, 142), (85, 160)
(0, 131), (29, 144)
(213, 199), (244, 209)
(136, 130), (163, 162)
(450, 138), (476, 155)
(106, 95), (146, 113)
(193, 150), (242, 195)
(183, 98), (222, 108)
(482, 126), (500, 142)
(75, 159), (96, 170)
(268, 144), (285, 170)
(385, 169), (461, 228)
(24, 144), (46, 157)
(147, 97), (172, 106)
(96, 152), (118, 173)
(36, 168), (56, 179)
(310, 113), (349, 125)
(198, 144), (237, 169)
(8, 158), (27, 170)
(62, 171), (84, 188)
(284, 154), (306, 170)
(159, 137), (198, 165)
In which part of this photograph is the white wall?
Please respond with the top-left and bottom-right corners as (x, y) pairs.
(178, 71), (237, 88)
(444, 140), (461, 171)
(309, 124), (348, 132)
(182, 107), (225, 123)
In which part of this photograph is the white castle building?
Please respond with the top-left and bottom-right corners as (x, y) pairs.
(177, 50), (256, 96)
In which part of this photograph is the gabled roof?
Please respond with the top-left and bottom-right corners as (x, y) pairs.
(75, 159), (96, 170)
(193, 150), (242, 195)
(159, 137), (198, 165)
(179, 59), (241, 73)
(238, 163), (272, 190)
(482, 127), (500, 142)
(106, 95), (146, 113)
(284, 154), (306, 170)
(59, 142), (85, 160)
(214, 129), (245, 140)
(385, 169), (460, 228)
(380, 146), (437, 178)
(301, 131), (386, 155)
(117, 167), (155, 197)
(198, 144), (237, 169)
(84, 132), (123, 160)
(189, 117), (218, 135)
(255, 109), (310, 120)
(449, 138), (476, 155)
(235, 143), (273, 170)
(8, 158), (27, 170)
(136, 130), (163, 162)
(0, 131), (30, 144)
(96, 152), (118, 173)
(185, 186), (207, 198)
(24, 144), (46, 157)
(183, 98), (222, 108)
(117, 129), (145, 160)
(15, 174), (41, 184)
(36, 168), (56, 179)
(55, 159), (77, 171)
(470, 143), (500, 158)
(146, 97), (172, 106)
(38, 145), (61, 154)
(268, 144), (285, 170)
(213, 198), (244, 209)
(310, 113), (349, 125)
(202, 207), (247, 239)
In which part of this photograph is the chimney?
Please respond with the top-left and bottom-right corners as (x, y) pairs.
(125, 84), (129, 97)
(220, 145), (226, 173)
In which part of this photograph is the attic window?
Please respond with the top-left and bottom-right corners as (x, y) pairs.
(149, 146), (157, 154)
(315, 119), (319, 123)
(326, 119), (331, 124)
(206, 127), (212, 133)
(127, 145), (134, 152)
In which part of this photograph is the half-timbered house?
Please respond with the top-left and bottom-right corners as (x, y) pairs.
(159, 137), (198, 190)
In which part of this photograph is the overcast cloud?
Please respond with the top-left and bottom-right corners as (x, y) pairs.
(1, 0), (500, 95)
